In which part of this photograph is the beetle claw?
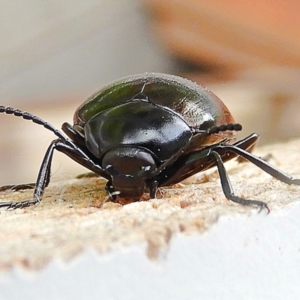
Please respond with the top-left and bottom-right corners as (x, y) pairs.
(258, 203), (270, 214)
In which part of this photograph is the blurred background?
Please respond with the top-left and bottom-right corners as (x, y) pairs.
(1, 0), (300, 185)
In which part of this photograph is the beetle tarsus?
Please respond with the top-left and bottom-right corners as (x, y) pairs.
(149, 180), (159, 198)
(0, 198), (40, 210)
(0, 183), (35, 191)
(228, 195), (270, 213)
(211, 150), (270, 212)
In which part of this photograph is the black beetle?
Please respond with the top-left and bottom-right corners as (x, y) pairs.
(0, 73), (299, 211)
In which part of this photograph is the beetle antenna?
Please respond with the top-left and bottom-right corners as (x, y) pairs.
(0, 106), (66, 140)
(208, 123), (242, 134)
(192, 123), (242, 136)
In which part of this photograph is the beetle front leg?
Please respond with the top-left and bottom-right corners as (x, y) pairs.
(2, 139), (66, 209)
(211, 151), (270, 212)
(149, 180), (159, 198)
(105, 180), (120, 200)
(0, 138), (110, 209)
(0, 140), (59, 209)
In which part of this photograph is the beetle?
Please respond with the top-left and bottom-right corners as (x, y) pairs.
(0, 73), (299, 211)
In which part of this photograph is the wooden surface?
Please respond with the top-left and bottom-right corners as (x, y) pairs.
(0, 138), (300, 271)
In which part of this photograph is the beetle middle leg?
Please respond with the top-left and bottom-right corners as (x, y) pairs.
(211, 151), (270, 212)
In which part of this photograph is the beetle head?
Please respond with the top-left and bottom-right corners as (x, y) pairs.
(102, 147), (157, 200)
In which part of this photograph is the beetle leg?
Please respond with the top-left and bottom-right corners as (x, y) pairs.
(0, 139), (110, 209)
(156, 133), (259, 187)
(62, 122), (86, 147)
(151, 133), (259, 182)
(233, 133), (258, 149)
(53, 142), (111, 181)
(105, 180), (120, 200)
(211, 151), (270, 212)
(149, 180), (159, 198)
(0, 198), (40, 209)
(218, 145), (300, 185)
(0, 140), (57, 209)
(0, 183), (35, 192)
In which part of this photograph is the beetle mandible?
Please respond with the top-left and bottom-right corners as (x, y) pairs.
(0, 73), (299, 211)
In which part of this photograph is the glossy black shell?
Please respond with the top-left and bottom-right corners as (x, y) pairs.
(73, 73), (235, 161)
(75, 73), (234, 127)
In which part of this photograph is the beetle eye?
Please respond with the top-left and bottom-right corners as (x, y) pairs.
(105, 164), (117, 175)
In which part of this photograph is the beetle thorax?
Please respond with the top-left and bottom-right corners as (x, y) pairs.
(102, 147), (157, 199)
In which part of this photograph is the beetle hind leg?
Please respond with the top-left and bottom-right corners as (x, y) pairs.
(211, 151), (270, 213)
(220, 145), (300, 186)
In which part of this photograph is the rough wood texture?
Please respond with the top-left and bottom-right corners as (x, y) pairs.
(1, 138), (300, 271)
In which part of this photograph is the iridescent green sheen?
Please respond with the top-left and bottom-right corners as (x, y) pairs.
(73, 73), (234, 129)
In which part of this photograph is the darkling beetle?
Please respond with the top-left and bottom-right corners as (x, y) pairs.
(0, 73), (299, 211)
